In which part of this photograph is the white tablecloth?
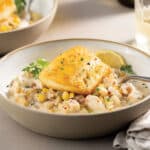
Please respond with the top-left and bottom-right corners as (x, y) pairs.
(38, 0), (135, 43)
(0, 0), (134, 149)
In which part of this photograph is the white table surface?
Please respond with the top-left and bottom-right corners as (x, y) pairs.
(38, 0), (135, 43)
(0, 0), (135, 149)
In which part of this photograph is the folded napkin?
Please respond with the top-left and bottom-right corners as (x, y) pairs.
(113, 110), (150, 150)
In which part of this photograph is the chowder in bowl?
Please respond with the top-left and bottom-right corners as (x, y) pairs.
(0, 39), (149, 139)
(0, 0), (57, 54)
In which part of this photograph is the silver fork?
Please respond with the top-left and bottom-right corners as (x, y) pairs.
(121, 75), (150, 83)
(25, 0), (34, 21)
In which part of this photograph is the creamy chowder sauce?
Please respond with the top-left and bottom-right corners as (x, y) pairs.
(7, 68), (150, 114)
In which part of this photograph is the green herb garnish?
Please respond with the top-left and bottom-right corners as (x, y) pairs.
(25, 85), (30, 88)
(22, 58), (49, 78)
(80, 57), (84, 61)
(120, 65), (135, 74)
(60, 67), (64, 70)
(15, 0), (26, 14)
(105, 98), (110, 102)
(96, 87), (100, 92)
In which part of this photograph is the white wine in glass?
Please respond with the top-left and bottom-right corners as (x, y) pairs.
(135, 0), (150, 54)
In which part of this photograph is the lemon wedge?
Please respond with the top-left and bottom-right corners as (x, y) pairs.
(96, 50), (126, 68)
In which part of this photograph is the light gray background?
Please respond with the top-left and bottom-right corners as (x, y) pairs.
(0, 0), (134, 149)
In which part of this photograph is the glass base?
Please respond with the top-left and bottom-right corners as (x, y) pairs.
(125, 39), (150, 55)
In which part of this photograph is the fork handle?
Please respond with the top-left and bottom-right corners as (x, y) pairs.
(123, 75), (150, 82)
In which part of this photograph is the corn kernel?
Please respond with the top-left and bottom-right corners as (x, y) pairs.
(69, 92), (74, 98)
(42, 88), (49, 93)
(36, 93), (46, 102)
(13, 15), (20, 24)
(0, 25), (9, 32)
(62, 91), (69, 100)
(114, 86), (119, 90)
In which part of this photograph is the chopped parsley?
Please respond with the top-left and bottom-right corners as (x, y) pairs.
(105, 97), (110, 102)
(60, 58), (64, 64)
(142, 83), (148, 88)
(25, 85), (30, 88)
(22, 58), (49, 78)
(60, 67), (64, 70)
(15, 0), (26, 14)
(120, 65), (135, 74)
(80, 57), (84, 61)
(96, 87), (100, 92)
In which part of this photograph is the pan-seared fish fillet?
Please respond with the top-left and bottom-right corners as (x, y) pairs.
(39, 46), (111, 94)
(0, 0), (16, 21)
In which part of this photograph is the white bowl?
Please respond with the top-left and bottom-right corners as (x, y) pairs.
(0, 39), (149, 139)
(0, 0), (57, 54)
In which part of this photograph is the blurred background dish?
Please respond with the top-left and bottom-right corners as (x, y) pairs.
(0, 0), (42, 33)
(0, 0), (57, 55)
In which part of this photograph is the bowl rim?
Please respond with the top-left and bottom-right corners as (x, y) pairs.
(0, 38), (150, 117)
(0, 0), (58, 35)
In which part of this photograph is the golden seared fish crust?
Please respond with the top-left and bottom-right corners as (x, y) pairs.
(39, 46), (110, 94)
(0, 0), (16, 20)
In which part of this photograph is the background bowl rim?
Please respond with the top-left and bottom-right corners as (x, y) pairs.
(0, 38), (149, 117)
(0, 0), (58, 35)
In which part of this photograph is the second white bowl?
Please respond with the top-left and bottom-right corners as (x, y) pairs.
(0, 0), (57, 54)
